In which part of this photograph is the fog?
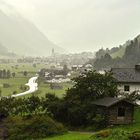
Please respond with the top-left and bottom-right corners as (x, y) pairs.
(4, 0), (140, 53)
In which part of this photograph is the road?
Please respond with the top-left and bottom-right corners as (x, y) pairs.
(11, 76), (38, 97)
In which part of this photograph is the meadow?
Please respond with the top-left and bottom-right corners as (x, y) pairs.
(44, 133), (92, 140)
(0, 63), (72, 97)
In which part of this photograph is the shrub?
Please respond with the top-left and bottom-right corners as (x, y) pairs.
(129, 131), (140, 140)
(91, 129), (130, 140)
(94, 129), (111, 138)
(3, 83), (10, 88)
(0, 115), (66, 140)
(109, 129), (129, 140)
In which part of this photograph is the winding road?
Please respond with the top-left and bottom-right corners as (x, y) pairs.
(11, 76), (38, 97)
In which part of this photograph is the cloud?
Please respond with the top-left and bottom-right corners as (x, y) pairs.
(3, 0), (140, 52)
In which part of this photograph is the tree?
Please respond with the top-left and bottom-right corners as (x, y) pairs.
(26, 96), (41, 115)
(12, 72), (16, 78)
(0, 70), (2, 78)
(53, 71), (119, 126)
(0, 89), (2, 98)
(7, 70), (11, 78)
(2, 69), (6, 78)
(62, 64), (69, 76)
(23, 71), (28, 77)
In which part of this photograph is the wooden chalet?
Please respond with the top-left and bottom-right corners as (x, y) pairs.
(93, 97), (135, 125)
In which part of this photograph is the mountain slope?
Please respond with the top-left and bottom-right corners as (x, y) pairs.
(0, 4), (64, 56)
(94, 34), (140, 70)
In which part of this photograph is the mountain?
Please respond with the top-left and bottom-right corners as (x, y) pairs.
(93, 34), (140, 70)
(0, 3), (65, 56)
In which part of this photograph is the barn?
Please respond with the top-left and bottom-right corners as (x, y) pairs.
(93, 97), (135, 125)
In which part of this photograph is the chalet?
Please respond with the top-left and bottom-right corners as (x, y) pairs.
(93, 97), (135, 125)
(111, 64), (140, 94)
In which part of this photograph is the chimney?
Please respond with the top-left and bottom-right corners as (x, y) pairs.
(135, 64), (140, 71)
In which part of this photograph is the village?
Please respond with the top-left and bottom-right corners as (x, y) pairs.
(0, 0), (140, 139)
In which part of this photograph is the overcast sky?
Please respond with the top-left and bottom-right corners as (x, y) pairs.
(3, 0), (140, 53)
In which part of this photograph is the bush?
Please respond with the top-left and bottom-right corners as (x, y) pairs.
(0, 115), (66, 140)
(129, 131), (140, 140)
(3, 83), (10, 88)
(94, 129), (111, 138)
(91, 129), (130, 140)
(109, 129), (129, 140)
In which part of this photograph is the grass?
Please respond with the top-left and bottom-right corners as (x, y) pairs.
(0, 63), (73, 98)
(0, 63), (49, 97)
(43, 133), (92, 140)
(0, 77), (29, 96)
(0, 63), (49, 73)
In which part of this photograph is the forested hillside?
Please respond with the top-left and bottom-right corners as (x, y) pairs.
(93, 35), (140, 70)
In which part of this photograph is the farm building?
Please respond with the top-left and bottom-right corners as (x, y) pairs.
(93, 97), (135, 125)
(111, 64), (140, 94)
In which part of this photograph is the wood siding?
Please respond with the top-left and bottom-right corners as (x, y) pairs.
(108, 101), (134, 124)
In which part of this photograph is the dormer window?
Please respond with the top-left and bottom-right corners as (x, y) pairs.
(124, 85), (130, 92)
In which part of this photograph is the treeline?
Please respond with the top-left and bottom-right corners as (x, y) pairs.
(0, 69), (11, 78)
(95, 46), (123, 59)
(93, 35), (140, 70)
(0, 70), (16, 79)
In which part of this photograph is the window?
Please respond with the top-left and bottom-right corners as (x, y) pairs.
(118, 107), (125, 117)
(124, 85), (130, 92)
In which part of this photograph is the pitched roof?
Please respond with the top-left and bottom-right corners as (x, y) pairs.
(92, 97), (134, 107)
(111, 68), (140, 83)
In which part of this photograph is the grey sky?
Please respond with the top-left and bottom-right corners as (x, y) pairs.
(3, 0), (140, 53)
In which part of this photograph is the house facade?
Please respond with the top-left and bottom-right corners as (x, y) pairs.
(111, 64), (140, 94)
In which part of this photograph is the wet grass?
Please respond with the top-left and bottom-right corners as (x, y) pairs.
(44, 133), (92, 140)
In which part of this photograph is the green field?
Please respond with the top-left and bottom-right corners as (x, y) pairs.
(0, 63), (38, 97)
(0, 77), (30, 96)
(0, 63), (72, 97)
(44, 133), (92, 140)
(0, 63), (49, 73)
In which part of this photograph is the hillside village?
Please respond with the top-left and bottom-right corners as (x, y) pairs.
(0, 41), (140, 139)
(0, 1), (140, 140)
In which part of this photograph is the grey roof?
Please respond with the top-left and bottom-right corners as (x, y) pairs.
(111, 68), (140, 83)
(92, 97), (134, 107)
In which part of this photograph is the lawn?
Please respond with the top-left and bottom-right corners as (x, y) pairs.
(43, 133), (92, 140)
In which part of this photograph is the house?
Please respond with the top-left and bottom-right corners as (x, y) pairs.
(111, 64), (140, 94)
(71, 65), (83, 71)
(93, 97), (135, 125)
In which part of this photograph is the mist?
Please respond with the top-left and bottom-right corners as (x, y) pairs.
(2, 0), (140, 53)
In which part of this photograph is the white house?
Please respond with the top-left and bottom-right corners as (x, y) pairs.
(111, 64), (140, 94)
